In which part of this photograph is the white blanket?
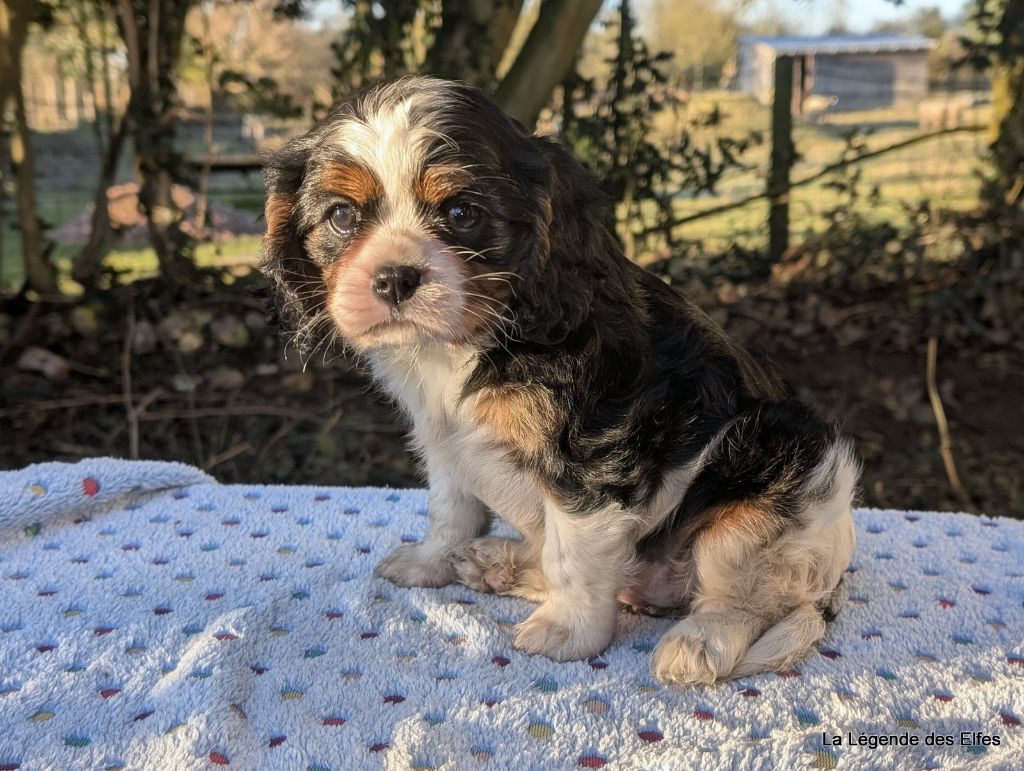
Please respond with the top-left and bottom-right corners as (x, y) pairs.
(0, 458), (1021, 770)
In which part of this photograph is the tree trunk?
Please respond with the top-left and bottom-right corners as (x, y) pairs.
(990, 60), (1024, 206)
(194, 2), (214, 231)
(495, 0), (603, 127)
(988, 0), (1024, 207)
(72, 111), (129, 285)
(13, 76), (55, 293)
(1, 0), (56, 294)
(112, 0), (199, 283)
(425, 0), (523, 88)
(72, 0), (105, 151)
(99, 1), (116, 144)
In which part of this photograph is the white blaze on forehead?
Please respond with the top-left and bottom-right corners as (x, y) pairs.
(321, 84), (473, 345)
(329, 86), (457, 235)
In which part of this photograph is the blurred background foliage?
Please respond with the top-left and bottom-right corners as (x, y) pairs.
(1, 0), (1022, 517)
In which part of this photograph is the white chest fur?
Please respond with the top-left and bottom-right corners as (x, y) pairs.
(369, 346), (545, 533)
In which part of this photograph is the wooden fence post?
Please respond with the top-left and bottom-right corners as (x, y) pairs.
(768, 54), (795, 261)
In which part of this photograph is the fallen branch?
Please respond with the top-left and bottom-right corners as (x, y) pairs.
(0, 393), (133, 418)
(202, 441), (253, 471)
(925, 337), (972, 510)
(138, 405), (322, 422)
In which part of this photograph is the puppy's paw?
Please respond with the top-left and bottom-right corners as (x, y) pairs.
(651, 616), (740, 685)
(513, 601), (614, 662)
(374, 544), (455, 588)
(449, 537), (517, 594)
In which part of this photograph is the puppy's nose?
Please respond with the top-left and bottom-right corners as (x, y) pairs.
(372, 265), (421, 306)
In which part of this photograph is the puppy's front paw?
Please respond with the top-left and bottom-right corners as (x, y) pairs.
(449, 537), (517, 594)
(374, 544), (455, 588)
(513, 601), (614, 662)
(651, 616), (738, 685)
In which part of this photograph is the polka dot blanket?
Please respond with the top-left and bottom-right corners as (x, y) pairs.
(0, 459), (1021, 770)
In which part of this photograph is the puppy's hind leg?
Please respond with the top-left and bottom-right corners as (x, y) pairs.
(651, 403), (858, 685)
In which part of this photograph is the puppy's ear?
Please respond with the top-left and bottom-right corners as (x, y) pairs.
(259, 137), (323, 353)
(512, 136), (612, 346)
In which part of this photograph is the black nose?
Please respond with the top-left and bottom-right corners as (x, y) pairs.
(372, 265), (421, 307)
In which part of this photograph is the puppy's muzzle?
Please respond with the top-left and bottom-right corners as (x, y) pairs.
(372, 264), (422, 307)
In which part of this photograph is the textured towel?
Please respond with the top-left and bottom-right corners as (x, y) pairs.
(0, 459), (1021, 770)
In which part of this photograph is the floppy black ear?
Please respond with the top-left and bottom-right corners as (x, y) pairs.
(512, 136), (612, 346)
(258, 137), (323, 353)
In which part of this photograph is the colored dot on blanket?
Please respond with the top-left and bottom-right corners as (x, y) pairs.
(533, 677), (558, 693)
(82, 478), (100, 496)
(523, 720), (552, 741)
(812, 750), (838, 769)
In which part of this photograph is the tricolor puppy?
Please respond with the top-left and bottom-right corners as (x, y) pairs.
(260, 77), (858, 684)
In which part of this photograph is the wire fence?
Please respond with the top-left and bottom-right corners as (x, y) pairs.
(662, 72), (990, 255)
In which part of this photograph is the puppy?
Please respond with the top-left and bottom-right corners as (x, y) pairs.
(259, 76), (857, 684)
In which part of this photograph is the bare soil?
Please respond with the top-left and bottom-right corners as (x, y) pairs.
(1, 274), (1020, 518)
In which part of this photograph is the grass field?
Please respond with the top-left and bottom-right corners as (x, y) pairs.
(654, 91), (989, 252)
(1, 93), (989, 290)
(0, 236), (265, 294)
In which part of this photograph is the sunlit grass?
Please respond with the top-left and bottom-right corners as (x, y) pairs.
(1, 235), (263, 294)
(1, 94), (991, 291)
(649, 92), (989, 250)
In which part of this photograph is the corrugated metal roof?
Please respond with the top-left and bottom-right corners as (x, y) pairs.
(739, 34), (936, 55)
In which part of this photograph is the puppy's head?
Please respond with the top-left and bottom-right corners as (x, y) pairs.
(260, 76), (607, 354)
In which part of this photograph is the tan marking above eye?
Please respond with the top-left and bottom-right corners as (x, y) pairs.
(321, 163), (383, 205)
(414, 165), (474, 206)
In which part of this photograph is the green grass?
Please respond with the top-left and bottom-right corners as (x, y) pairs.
(653, 91), (988, 251)
(1, 235), (263, 294)
(1, 182), (264, 292)
(2, 96), (989, 290)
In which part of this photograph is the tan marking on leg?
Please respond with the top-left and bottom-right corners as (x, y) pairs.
(699, 501), (786, 547)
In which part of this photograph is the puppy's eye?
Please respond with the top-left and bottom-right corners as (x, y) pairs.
(327, 203), (356, 236)
(444, 199), (485, 234)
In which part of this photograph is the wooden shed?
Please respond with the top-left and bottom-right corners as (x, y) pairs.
(738, 34), (936, 113)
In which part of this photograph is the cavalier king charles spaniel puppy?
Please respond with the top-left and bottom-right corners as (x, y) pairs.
(259, 76), (858, 684)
